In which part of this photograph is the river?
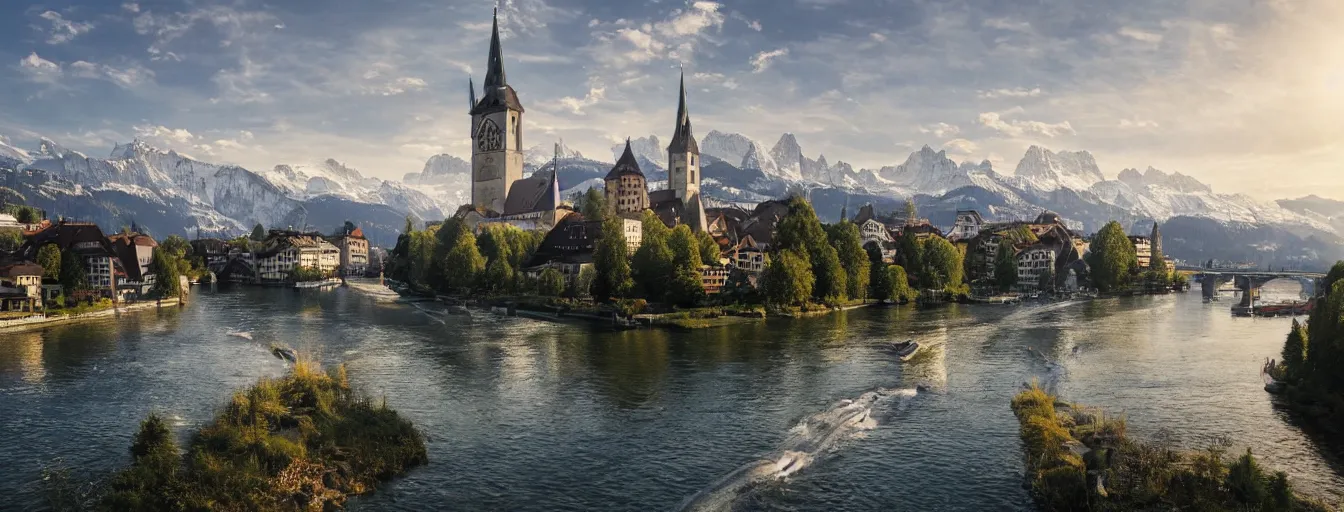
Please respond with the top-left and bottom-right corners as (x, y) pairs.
(1, 281), (1340, 510)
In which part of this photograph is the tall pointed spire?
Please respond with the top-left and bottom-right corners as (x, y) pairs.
(484, 8), (507, 88)
(468, 76), (477, 112)
(667, 69), (698, 154)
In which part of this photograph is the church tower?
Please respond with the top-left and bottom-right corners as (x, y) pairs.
(667, 72), (700, 202)
(666, 71), (707, 231)
(470, 10), (524, 214)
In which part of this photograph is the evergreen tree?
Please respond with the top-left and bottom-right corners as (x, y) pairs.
(59, 249), (88, 293)
(995, 243), (1018, 292)
(441, 231), (484, 292)
(763, 249), (813, 307)
(407, 229), (437, 288)
(719, 267), (758, 305)
(866, 243), (891, 301)
(1087, 221), (1138, 293)
(0, 230), (22, 252)
(250, 223), (266, 241)
(903, 200), (918, 224)
(483, 257), (514, 293)
(537, 267), (565, 297)
(826, 221), (870, 301)
(667, 266), (706, 307)
(15, 206), (37, 224)
(1282, 319), (1308, 380)
(591, 216), (633, 301)
(572, 265), (597, 298)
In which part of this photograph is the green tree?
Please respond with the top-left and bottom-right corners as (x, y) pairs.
(1282, 319), (1308, 380)
(667, 225), (703, 271)
(250, 223), (266, 241)
(59, 249), (88, 293)
(886, 265), (913, 303)
(631, 231), (674, 301)
(579, 187), (609, 220)
(696, 230), (720, 266)
(667, 266), (705, 307)
(903, 200), (917, 224)
(407, 229), (437, 289)
(537, 267), (565, 297)
(0, 229), (21, 252)
(1087, 221), (1138, 293)
(572, 265), (596, 298)
(774, 196), (846, 302)
(442, 231), (484, 292)
(763, 249), (813, 307)
(894, 229), (922, 288)
(922, 236), (965, 292)
(15, 206), (37, 224)
(1037, 267), (1055, 292)
(866, 243), (891, 302)
(37, 244), (60, 280)
(826, 220), (870, 301)
(591, 217), (633, 301)
(149, 248), (181, 298)
(483, 257), (514, 293)
(995, 243), (1018, 292)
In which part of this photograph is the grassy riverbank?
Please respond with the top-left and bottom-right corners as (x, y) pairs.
(1010, 384), (1333, 511)
(56, 361), (426, 511)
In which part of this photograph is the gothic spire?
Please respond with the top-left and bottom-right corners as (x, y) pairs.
(468, 76), (477, 112)
(484, 9), (507, 88)
(667, 70), (698, 154)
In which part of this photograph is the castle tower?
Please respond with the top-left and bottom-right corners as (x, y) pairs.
(606, 139), (649, 215)
(666, 71), (707, 231)
(469, 9), (524, 214)
(1151, 221), (1163, 256)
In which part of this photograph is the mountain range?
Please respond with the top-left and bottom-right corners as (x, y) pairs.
(0, 129), (1338, 268)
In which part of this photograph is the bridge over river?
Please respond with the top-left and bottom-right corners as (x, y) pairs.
(1181, 268), (1325, 309)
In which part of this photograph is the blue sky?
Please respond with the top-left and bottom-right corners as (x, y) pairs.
(2, 0), (1341, 199)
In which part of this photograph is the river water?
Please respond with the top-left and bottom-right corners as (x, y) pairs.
(1, 281), (1340, 510)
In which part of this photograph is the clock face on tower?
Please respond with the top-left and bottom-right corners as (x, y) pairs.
(477, 119), (503, 152)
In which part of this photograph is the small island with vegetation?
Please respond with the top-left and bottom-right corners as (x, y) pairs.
(1267, 262), (1344, 459)
(48, 361), (426, 511)
(1010, 383), (1332, 511)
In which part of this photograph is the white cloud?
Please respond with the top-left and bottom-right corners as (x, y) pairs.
(747, 20), (762, 31)
(1118, 118), (1159, 129)
(18, 53), (62, 84)
(870, 33), (887, 42)
(978, 111), (1075, 137)
(134, 125), (197, 145)
(121, 3), (139, 13)
(944, 138), (978, 154)
(1119, 27), (1163, 43)
(39, 11), (94, 44)
(357, 69), (428, 96)
(589, 2), (725, 68)
(70, 61), (155, 88)
(978, 87), (1042, 99)
(982, 17), (1031, 33)
(918, 122), (961, 138)
(558, 79), (607, 114)
(751, 48), (789, 73)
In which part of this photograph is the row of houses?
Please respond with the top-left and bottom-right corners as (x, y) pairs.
(201, 226), (374, 284)
(0, 220), (165, 312)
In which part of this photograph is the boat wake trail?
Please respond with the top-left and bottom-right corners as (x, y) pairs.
(227, 331), (253, 340)
(674, 387), (919, 512)
(410, 303), (446, 325)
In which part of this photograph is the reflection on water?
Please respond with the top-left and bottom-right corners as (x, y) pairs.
(0, 284), (1341, 510)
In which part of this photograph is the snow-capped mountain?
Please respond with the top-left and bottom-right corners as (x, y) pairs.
(699, 130), (755, 164)
(0, 138), (32, 166)
(769, 133), (806, 181)
(1012, 146), (1106, 192)
(1117, 166), (1212, 194)
(526, 141), (584, 167)
(613, 136), (666, 172)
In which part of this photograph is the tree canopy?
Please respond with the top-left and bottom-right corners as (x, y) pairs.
(826, 220), (870, 301)
(774, 196), (846, 302)
(59, 249), (88, 293)
(995, 243), (1018, 292)
(441, 231), (484, 291)
(922, 236), (965, 292)
(591, 217), (633, 301)
(1087, 221), (1137, 293)
(250, 224), (266, 241)
(763, 249), (813, 307)
(38, 244), (61, 280)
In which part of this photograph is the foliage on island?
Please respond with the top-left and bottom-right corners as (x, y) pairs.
(1272, 261), (1344, 457)
(58, 361), (427, 511)
(1011, 383), (1331, 512)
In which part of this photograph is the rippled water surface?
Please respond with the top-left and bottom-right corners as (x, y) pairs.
(1, 282), (1340, 510)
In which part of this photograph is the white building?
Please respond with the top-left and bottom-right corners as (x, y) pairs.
(1016, 244), (1058, 291)
(256, 231), (340, 282)
(948, 209), (984, 242)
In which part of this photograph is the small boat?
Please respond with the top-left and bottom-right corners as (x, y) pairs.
(889, 340), (921, 361)
(271, 345), (297, 363)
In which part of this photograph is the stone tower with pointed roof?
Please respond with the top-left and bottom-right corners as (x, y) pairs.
(606, 140), (650, 215)
(659, 71), (707, 231)
(469, 9), (525, 214)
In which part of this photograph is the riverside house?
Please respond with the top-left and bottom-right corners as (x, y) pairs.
(0, 260), (42, 312)
(328, 226), (370, 277)
(108, 232), (158, 300)
(21, 221), (119, 300)
(255, 230), (339, 282)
